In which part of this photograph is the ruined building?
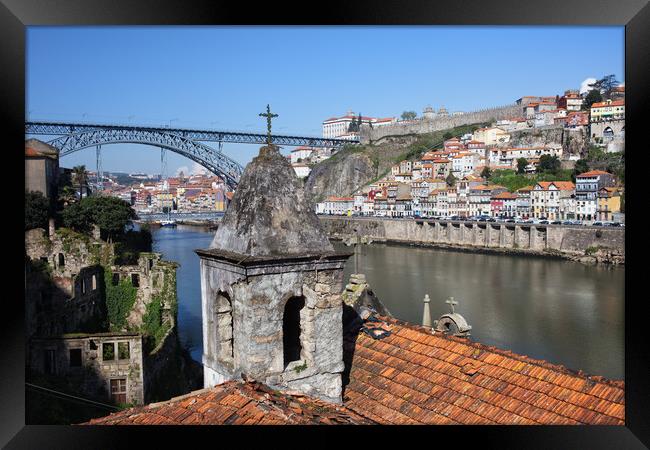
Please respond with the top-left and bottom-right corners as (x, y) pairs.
(25, 225), (187, 409)
(197, 144), (352, 403)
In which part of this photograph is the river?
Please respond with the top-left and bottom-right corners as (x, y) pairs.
(152, 225), (624, 380)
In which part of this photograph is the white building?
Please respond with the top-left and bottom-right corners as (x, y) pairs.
(317, 196), (355, 215)
(488, 146), (563, 167)
(322, 112), (396, 139)
(451, 152), (479, 178)
(290, 146), (314, 164)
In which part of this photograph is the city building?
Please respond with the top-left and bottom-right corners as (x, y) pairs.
(322, 111), (395, 139)
(472, 127), (510, 146)
(530, 181), (575, 220)
(575, 170), (615, 221)
(25, 139), (60, 201)
(596, 187), (622, 221)
(558, 90), (583, 111)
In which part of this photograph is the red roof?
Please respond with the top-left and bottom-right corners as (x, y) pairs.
(83, 313), (625, 426)
(591, 100), (624, 108)
(84, 380), (370, 425)
(343, 316), (624, 425)
(576, 170), (610, 178)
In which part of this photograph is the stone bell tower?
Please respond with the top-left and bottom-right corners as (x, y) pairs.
(196, 144), (351, 404)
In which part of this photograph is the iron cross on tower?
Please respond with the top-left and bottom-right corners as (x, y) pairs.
(259, 104), (278, 145)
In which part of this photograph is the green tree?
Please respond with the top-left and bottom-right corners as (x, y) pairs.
(401, 111), (417, 121)
(72, 165), (89, 199)
(445, 173), (457, 187)
(62, 196), (136, 241)
(516, 158), (528, 174)
(582, 89), (603, 111)
(25, 190), (50, 231)
(480, 166), (492, 181)
(572, 159), (590, 182)
(538, 155), (561, 175)
(589, 74), (619, 100)
(443, 132), (453, 140)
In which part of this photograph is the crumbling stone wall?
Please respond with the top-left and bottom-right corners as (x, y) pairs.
(110, 253), (178, 330)
(25, 229), (107, 337)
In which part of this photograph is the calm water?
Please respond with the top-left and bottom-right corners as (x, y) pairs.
(152, 225), (624, 380)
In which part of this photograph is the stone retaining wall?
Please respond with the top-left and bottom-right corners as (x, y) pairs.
(320, 217), (624, 262)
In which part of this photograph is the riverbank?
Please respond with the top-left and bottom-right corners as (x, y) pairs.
(322, 217), (625, 266)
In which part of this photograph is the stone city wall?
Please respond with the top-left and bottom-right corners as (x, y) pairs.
(320, 217), (624, 262)
(360, 104), (522, 144)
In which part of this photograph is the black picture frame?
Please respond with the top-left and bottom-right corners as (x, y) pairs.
(3, 0), (648, 448)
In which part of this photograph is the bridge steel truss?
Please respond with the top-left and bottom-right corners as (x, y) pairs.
(26, 122), (357, 189)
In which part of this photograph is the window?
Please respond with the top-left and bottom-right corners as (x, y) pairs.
(283, 296), (305, 368)
(81, 278), (86, 295)
(92, 274), (97, 291)
(58, 253), (65, 268)
(110, 378), (127, 405)
(118, 342), (130, 360)
(131, 274), (139, 287)
(69, 348), (82, 367)
(213, 292), (234, 365)
(103, 342), (115, 361)
(44, 349), (56, 375)
(112, 273), (120, 286)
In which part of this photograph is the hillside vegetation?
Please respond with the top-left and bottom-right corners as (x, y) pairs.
(305, 122), (490, 202)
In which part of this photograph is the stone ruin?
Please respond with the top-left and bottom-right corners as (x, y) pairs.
(197, 145), (352, 404)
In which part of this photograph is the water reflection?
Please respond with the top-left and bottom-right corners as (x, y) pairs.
(337, 242), (624, 380)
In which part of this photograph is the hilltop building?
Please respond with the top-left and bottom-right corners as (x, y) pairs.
(322, 111), (395, 139)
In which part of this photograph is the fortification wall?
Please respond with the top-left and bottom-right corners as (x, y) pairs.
(360, 104), (522, 144)
(320, 217), (624, 263)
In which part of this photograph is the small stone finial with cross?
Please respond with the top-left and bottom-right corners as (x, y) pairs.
(445, 296), (458, 314)
(259, 104), (278, 145)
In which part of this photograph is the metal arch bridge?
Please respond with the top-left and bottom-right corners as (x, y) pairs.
(25, 121), (358, 189)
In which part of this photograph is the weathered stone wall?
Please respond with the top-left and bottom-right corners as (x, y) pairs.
(29, 333), (144, 406)
(320, 217), (624, 261)
(111, 253), (178, 329)
(25, 229), (108, 338)
(199, 255), (348, 404)
(360, 104), (522, 144)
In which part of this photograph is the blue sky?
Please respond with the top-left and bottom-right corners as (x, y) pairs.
(26, 26), (624, 174)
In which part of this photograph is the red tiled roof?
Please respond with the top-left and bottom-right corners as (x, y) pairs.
(492, 192), (518, 200)
(576, 170), (610, 178)
(591, 100), (624, 108)
(84, 380), (371, 425)
(344, 316), (624, 425)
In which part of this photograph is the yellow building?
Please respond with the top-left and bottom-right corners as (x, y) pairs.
(597, 187), (621, 221)
(472, 127), (510, 146)
(590, 99), (625, 122)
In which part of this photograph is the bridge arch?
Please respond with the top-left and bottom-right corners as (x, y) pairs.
(47, 128), (244, 189)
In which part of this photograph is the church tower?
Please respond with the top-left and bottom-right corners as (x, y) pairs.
(196, 144), (351, 404)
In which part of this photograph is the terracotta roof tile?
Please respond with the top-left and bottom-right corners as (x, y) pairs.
(343, 315), (624, 425)
(83, 380), (372, 425)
